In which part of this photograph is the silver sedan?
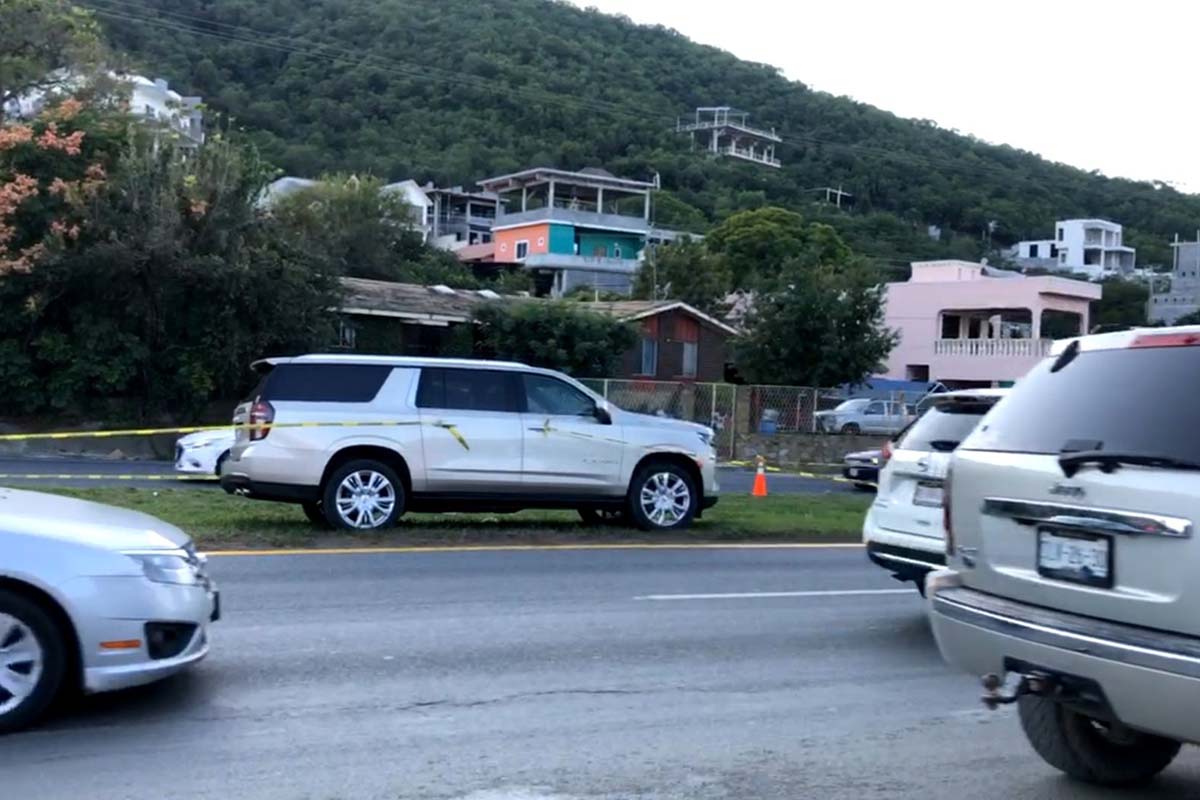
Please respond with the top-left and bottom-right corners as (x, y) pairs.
(0, 488), (218, 733)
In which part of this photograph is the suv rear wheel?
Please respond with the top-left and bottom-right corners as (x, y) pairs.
(321, 460), (406, 531)
(628, 462), (698, 532)
(0, 589), (67, 734)
(1018, 695), (1182, 786)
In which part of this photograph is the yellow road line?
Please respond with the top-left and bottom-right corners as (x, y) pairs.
(205, 542), (865, 557)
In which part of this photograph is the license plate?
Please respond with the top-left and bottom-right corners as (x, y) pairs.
(912, 481), (944, 507)
(847, 467), (861, 478)
(1038, 529), (1112, 588)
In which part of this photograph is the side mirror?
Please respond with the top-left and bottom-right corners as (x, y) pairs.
(594, 401), (613, 425)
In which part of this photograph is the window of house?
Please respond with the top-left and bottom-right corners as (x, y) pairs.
(1057, 228), (1064, 241)
(337, 320), (357, 350)
(613, 244), (622, 259)
(1028, 243), (1039, 258)
(941, 314), (960, 339)
(676, 318), (699, 378)
(515, 240), (529, 260)
(638, 318), (659, 376)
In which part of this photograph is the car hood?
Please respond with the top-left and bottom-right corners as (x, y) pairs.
(616, 410), (712, 437)
(0, 487), (191, 551)
(178, 429), (235, 447)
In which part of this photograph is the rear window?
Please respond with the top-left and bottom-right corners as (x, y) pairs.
(259, 364), (392, 403)
(416, 368), (520, 413)
(898, 400), (997, 452)
(963, 346), (1200, 458)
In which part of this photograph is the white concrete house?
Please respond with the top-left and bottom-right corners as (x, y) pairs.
(1011, 219), (1136, 280)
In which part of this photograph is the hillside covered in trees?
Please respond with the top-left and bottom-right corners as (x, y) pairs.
(92, 0), (1199, 270)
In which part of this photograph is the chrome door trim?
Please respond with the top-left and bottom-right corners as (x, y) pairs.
(982, 497), (1192, 539)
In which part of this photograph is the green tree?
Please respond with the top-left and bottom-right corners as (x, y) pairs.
(1174, 310), (1200, 326)
(633, 237), (730, 313)
(269, 173), (481, 286)
(705, 207), (852, 289)
(471, 300), (637, 377)
(735, 261), (898, 387)
(1091, 278), (1149, 331)
(0, 118), (338, 417)
(0, 0), (103, 118)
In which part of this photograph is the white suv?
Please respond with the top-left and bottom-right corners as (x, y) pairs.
(929, 327), (1200, 786)
(863, 389), (1007, 593)
(220, 355), (719, 531)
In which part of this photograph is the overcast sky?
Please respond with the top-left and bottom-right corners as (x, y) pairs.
(573, 0), (1197, 192)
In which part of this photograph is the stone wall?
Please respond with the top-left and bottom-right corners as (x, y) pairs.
(734, 432), (891, 469)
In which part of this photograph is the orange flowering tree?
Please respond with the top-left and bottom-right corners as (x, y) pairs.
(0, 98), (121, 273)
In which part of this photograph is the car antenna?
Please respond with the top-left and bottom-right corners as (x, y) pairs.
(1049, 339), (1080, 374)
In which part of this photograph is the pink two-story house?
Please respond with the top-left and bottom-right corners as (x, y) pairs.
(881, 260), (1101, 388)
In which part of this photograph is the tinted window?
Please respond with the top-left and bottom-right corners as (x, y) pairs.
(260, 364), (391, 403)
(964, 346), (1200, 458)
(524, 375), (595, 416)
(416, 368), (519, 413)
(864, 401), (886, 415)
(899, 400), (998, 453)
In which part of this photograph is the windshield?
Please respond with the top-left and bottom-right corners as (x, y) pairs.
(899, 399), (999, 452)
(835, 399), (867, 412)
(964, 347), (1200, 459)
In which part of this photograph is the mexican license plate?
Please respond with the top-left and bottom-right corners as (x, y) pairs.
(1038, 528), (1112, 588)
(912, 481), (944, 507)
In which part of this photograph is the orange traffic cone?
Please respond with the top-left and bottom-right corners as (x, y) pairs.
(752, 455), (768, 497)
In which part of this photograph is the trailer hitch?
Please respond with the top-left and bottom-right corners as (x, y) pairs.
(980, 672), (1054, 710)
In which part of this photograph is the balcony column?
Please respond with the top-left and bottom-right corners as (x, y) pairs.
(597, 187), (605, 215)
(1031, 308), (1042, 339)
(643, 191), (651, 221)
(521, 186), (527, 213)
(548, 180), (555, 210)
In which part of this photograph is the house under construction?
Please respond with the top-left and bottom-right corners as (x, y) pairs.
(676, 106), (781, 168)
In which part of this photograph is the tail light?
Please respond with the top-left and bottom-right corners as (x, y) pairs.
(249, 400), (275, 441)
(880, 440), (893, 463)
(943, 466), (954, 555)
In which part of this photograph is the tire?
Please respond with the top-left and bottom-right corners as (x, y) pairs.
(321, 460), (406, 531)
(214, 451), (230, 477)
(840, 423), (861, 435)
(853, 482), (875, 492)
(0, 589), (68, 735)
(1018, 695), (1181, 786)
(578, 508), (628, 527)
(302, 502), (330, 527)
(627, 461), (699, 532)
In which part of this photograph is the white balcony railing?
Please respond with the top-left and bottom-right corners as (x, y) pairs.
(934, 338), (1054, 358)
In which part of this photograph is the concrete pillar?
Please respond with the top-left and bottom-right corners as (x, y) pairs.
(1031, 309), (1042, 339)
(597, 187), (604, 215)
(643, 191), (651, 221)
(548, 180), (555, 210)
(521, 186), (527, 213)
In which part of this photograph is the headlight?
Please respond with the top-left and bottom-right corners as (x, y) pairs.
(125, 551), (200, 585)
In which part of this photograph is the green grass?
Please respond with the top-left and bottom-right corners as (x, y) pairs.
(40, 488), (871, 550)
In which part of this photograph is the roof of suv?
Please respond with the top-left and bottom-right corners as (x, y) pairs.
(1051, 324), (1200, 355)
(253, 354), (532, 371)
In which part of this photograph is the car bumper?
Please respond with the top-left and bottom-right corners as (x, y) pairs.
(928, 570), (1200, 744)
(842, 464), (878, 484)
(862, 509), (945, 579)
(68, 576), (219, 695)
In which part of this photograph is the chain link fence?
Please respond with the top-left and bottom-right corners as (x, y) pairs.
(582, 379), (738, 459)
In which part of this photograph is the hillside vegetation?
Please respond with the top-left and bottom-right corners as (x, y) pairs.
(92, 0), (1199, 268)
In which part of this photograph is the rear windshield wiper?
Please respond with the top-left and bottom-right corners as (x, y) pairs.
(1058, 451), (1200, 478)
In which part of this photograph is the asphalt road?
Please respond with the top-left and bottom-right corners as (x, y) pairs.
(0, 457), (858, 494)
(6, 546), (1200, 799)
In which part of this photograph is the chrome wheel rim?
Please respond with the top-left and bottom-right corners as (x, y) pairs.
(334, 470), (397, 529)
(0, 613), (43, 715)
(639, 472), (691, 527)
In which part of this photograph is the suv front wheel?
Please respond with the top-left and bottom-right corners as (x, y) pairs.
(628, 462), (698, 531)
(322, 460), (406, 531)
(1018, 695), (1182, 786)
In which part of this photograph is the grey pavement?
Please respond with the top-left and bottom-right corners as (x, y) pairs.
(4, 546), (1198, 799)
(0, 457), (858, 494)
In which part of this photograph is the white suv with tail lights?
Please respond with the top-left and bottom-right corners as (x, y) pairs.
(929, 326), (1200, 786)
(220, 355), (719, 531)
(863, 389), (1007, 593)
